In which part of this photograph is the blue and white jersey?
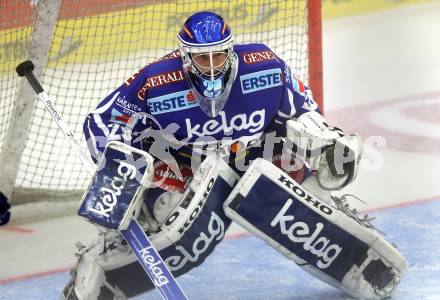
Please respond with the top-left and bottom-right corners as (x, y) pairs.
(81, 42), (322, 299)
(84, 43), (320, 163)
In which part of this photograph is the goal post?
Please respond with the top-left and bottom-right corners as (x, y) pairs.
(0, 0), (63, 205)
(0, 0), (323, 220)
(308, 0), (324, 112)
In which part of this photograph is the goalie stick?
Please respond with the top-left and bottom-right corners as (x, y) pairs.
(16, 60), (188, 300)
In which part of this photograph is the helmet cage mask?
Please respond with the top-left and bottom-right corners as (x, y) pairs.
(179, 34), (237, 117)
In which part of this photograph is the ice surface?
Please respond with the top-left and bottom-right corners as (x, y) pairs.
(1, 200), (439, 299)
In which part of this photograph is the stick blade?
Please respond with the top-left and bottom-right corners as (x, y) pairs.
(16, 60), (35, 77)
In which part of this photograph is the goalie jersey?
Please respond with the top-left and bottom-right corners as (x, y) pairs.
(84, 43), (320, 164)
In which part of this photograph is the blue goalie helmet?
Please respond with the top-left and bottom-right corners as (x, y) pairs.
(178, 11), (238, 117)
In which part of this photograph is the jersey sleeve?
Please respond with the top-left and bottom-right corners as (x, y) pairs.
(274, 59), (321, 126)
(83, 70), (149, 163)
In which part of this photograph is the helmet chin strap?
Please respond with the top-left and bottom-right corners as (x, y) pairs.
(209, 50), (215, 81)
(210, 102), (216, 117)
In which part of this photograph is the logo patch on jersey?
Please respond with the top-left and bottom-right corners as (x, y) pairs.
(115, 97), (141, 115)
(111, 108), (135, 127)
(292, 76), (318, 111)
(292, 75), (305, 96)
(148, 90), (198, 115)
(240, 68), (282, 94)
(284, 65), (292, 84)
(137, 70), (185, 101)
(242, 50), (277, 64)
(302, 89), (318, 111)
(185, 109), (265, 139)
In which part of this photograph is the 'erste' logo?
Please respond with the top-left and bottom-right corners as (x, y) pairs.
(148, 90), (198, 115)
(240, 68), (282, 94)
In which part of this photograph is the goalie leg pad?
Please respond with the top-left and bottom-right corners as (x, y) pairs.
(224, 158), (408, 299)
(64, 155), (239, 299)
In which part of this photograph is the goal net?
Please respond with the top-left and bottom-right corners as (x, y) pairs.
(0, 0), (322, 220)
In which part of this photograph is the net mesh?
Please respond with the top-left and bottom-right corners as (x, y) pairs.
(0, 0), (311, 205)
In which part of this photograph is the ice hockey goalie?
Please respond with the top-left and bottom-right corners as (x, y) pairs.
(62, 11), (408, 300)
